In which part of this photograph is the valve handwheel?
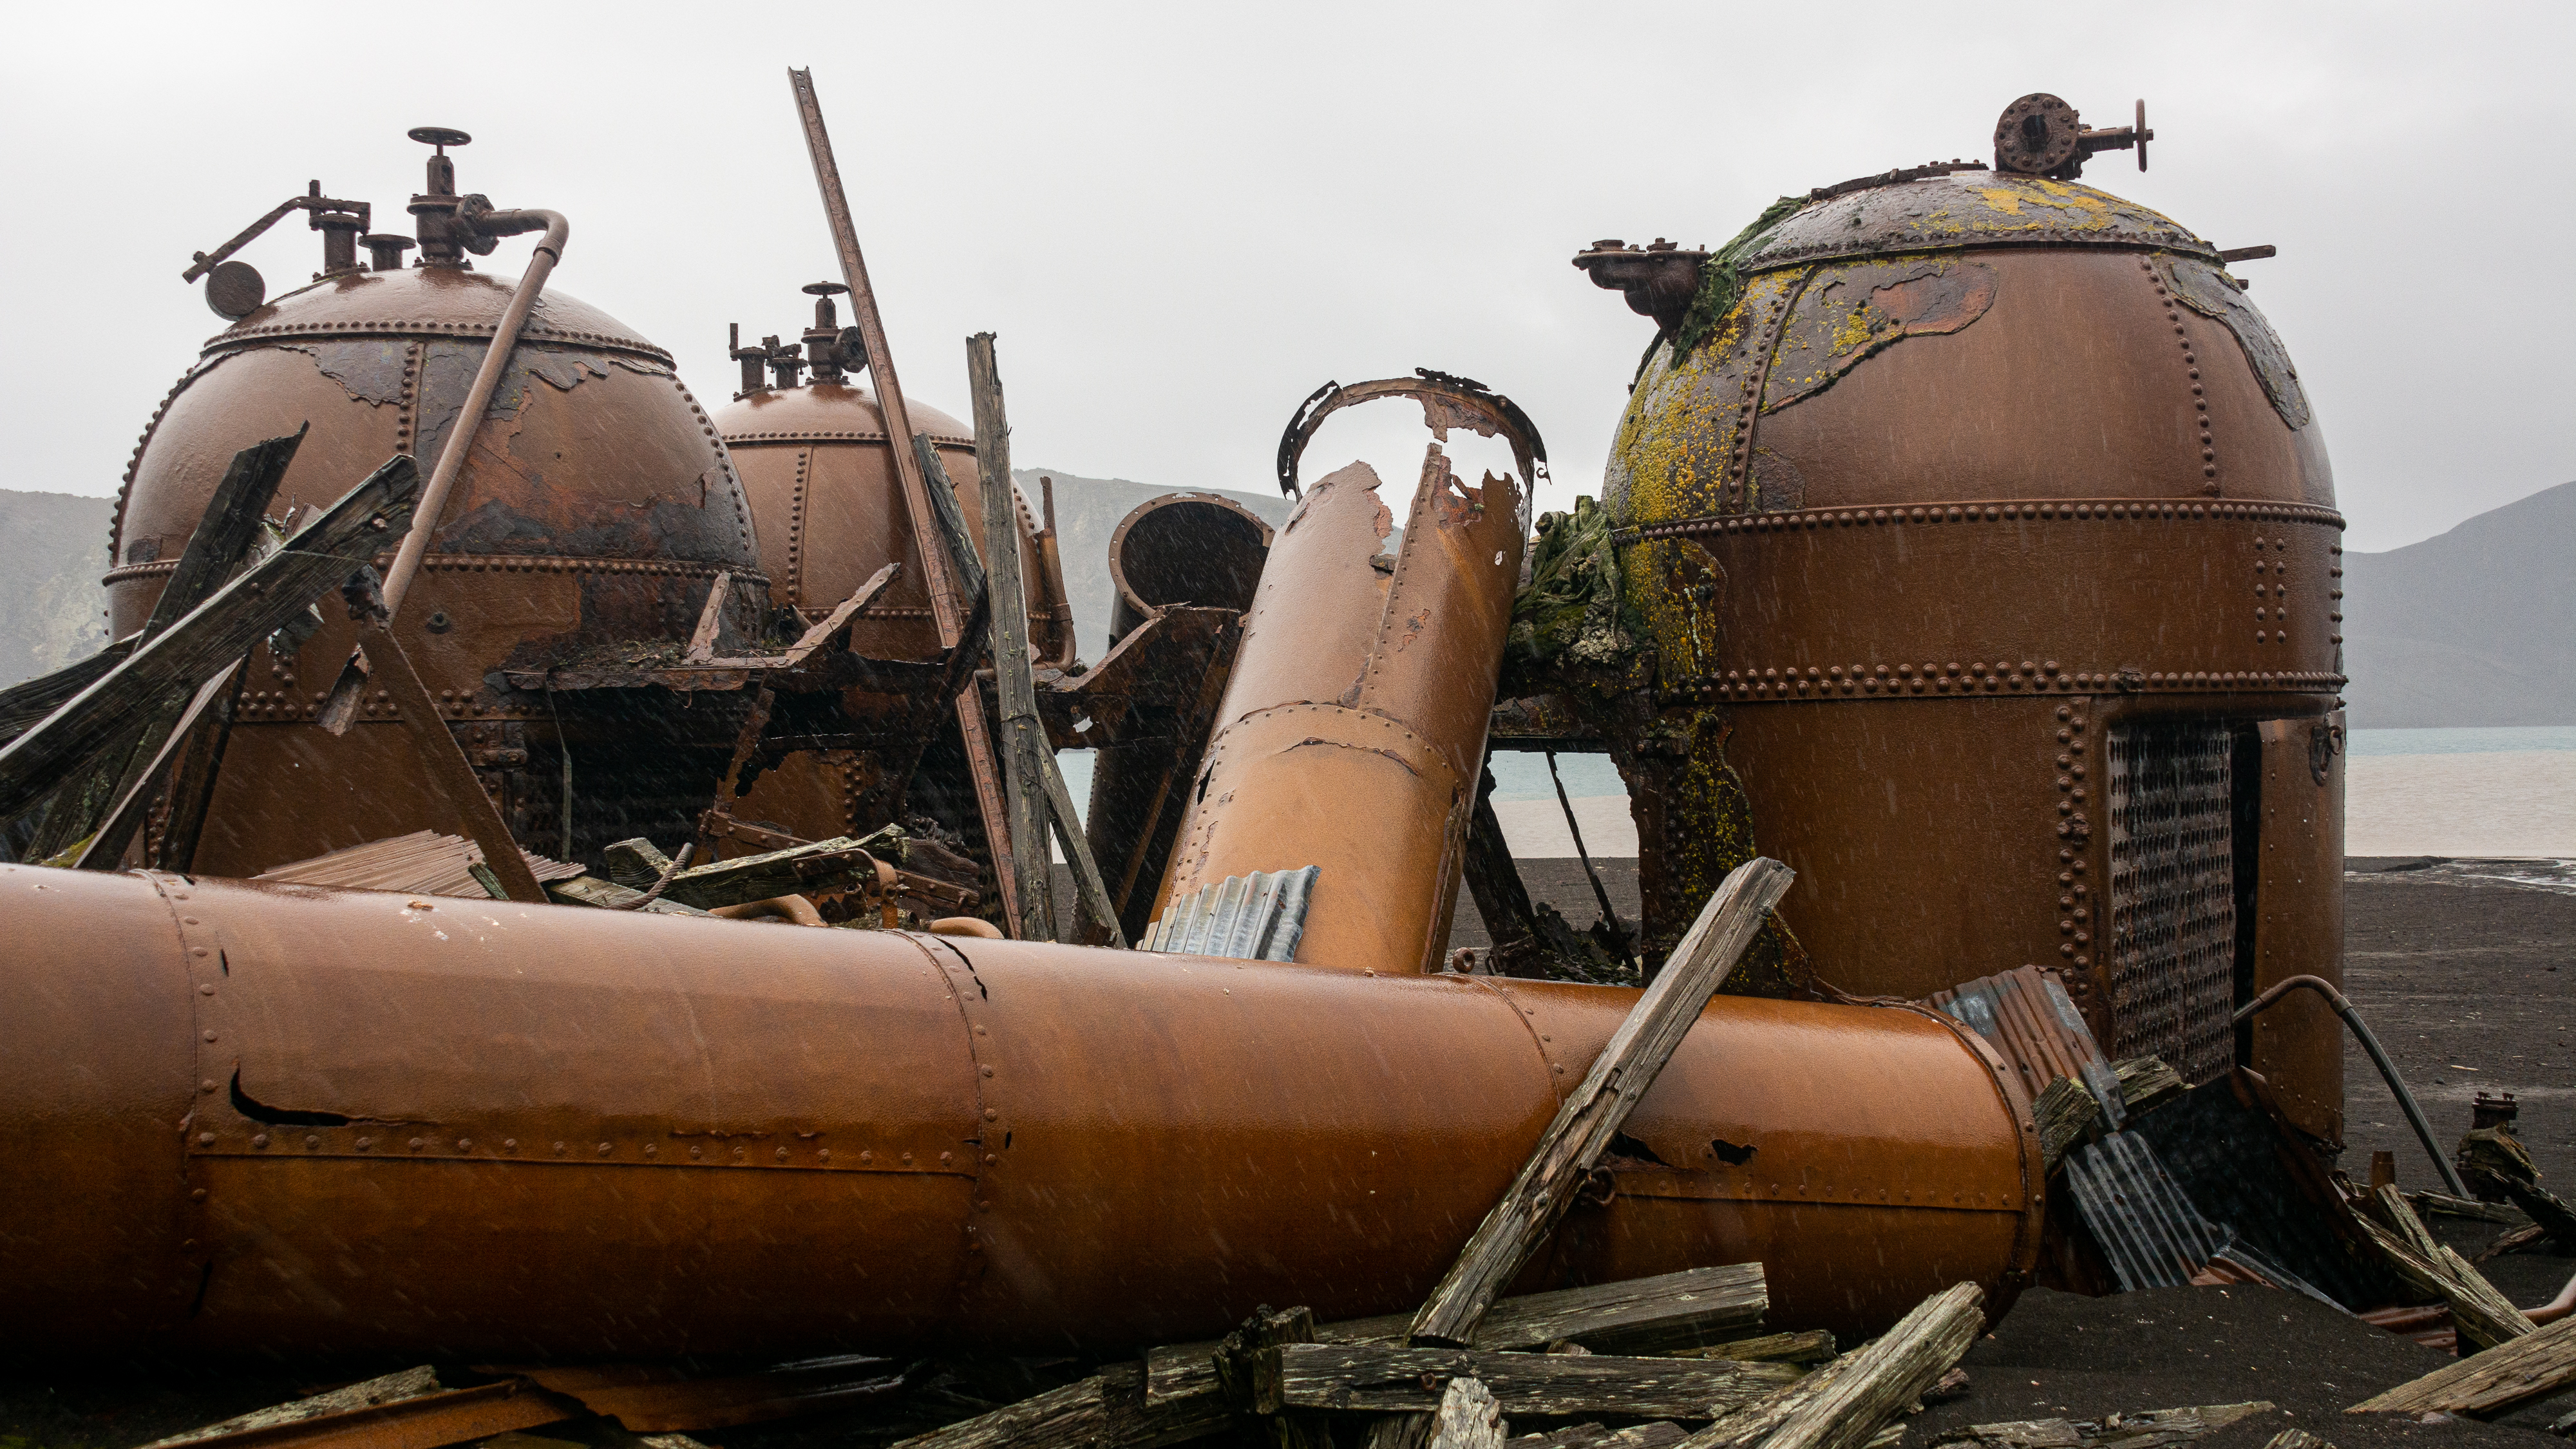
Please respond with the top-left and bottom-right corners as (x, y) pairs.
(407, 126), (472, 151)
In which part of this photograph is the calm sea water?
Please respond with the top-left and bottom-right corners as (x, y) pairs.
(1046, 726), (2573, 821)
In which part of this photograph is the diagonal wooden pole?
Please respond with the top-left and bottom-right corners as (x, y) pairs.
(1364, 857), (1795, 1449)
(788, 66), (1022, 931)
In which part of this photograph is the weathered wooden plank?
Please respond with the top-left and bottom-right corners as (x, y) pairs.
(659, 829), (900, 911)
(73, 666), (239, 869)
(2260, 1431), (2331, 1449)
(1680, 1283), (1983, 1449)
(2352, 1192), (2533, 1350)
(1931, 1403), (2275, 1449)
(1759, 1282), (1982, 1449)
(2350, 1311), (2576, 1416)
(1146, 1264), (1768, 1405)
(1216, 1306), (1331, 1449)
(1669, 1331), (1837, 1365)
(1508, 1425), (1692, 1449)
(887, 1361), (1231, 1449)
(966, 334), (1056, 942)
(0, 455), (417, 822)
(1430, 1378), (1506, 1449)
(2034, 1076), (2096, 1170)
(1408, 859), (1794, 1348)
(684, 571), (733, 661)
(1256, 1343), (1798, 1419)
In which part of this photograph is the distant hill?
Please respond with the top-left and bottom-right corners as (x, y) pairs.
(2339, 480), (2575, 728)
(1013, 468), (1293, 661)
(0, 491), (112, 688)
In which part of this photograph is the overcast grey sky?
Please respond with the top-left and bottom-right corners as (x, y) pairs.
(3, 2), (2564, 553)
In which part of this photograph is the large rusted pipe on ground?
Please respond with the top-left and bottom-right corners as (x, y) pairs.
(0, 863), (2039, 1360)
(1157, 449), (1526, 974)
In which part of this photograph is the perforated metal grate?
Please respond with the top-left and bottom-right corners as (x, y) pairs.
(2105, 722), (2237, 1083)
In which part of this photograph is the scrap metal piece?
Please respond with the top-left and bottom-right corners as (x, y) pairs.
(1143, 866), (1317, 960)
(255, 829), (582, 898)
(2061, 1132), (2229, 1291)
(1276, 370), (1546, 520)
(1930, 966), (2121, 1125)
(1162, 435), (1529, 975)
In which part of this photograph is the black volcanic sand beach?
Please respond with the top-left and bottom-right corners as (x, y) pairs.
(5, 868), (2571, 1449)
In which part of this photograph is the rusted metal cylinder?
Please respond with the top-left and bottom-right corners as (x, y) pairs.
(1082, 493), (1275, 940)
(1159, 452), (1526, 973)
(1599, 167), (2345, 1136)
(0, 863), (2039, 1360)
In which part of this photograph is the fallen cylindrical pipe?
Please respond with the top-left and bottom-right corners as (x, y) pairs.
(0, 864), (2040, 1360)
(1157, 448), (1526, 974)
(2233, 974), (2469, 1198)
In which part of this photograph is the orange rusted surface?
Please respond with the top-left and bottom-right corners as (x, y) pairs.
(0, 863), (2037, 1359)
(1157, 448), (1528, 974)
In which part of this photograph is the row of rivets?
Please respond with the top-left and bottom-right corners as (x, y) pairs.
(1624, 498), (2343, 542)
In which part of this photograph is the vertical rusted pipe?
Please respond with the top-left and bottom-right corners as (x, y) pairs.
(1159, 448), (1527, 974)
(380, 211), (566, 618)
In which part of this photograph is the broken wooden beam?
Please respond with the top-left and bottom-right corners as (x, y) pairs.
(1430, 1377), (1506, 1449)
(142, 1369), (576, 1449)
(1679, 1283), (1984, 1449)
(1931, 1403), (2275, 1449)
(1144, 1264), (1768, 1405)
(363, 611), (549, 903)
(886, 1361), (1230, 1449)
(1506, 1425), (1692, 1449)
(1360, 864), (1787, 1449)
(1668, 1330), (1838, 1365)
(1407, 858), (1795, 1348)
(0, 453), (417, 822)
(1253, 1342), (1799, 1419)
(967, 333), (1056, 942)
(1215, 1306), (1331, 1449)
(2349, 1313), (2576, 1416)
(2353, 1188), (2533, 1350)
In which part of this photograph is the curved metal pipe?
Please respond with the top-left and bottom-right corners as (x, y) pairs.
(2233, 974), (2469, 1198)
(708, 895), (828, 927)
(2528, 1269), (2576, 1326)
(381, 209), (569, 618)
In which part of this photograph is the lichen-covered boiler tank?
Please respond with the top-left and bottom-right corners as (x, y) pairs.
(110, 129), (762, 875)
(1595, 100), (2347, 1142)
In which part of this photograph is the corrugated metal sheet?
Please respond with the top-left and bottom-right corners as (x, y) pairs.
(2106, 723), (2237, 1084)
(1142, 866), (1319, 960)
(256, 830), (583, 899)
(2128, 1075), (2405, 1311)
(2064, 1131), (2228, 1291)
(2063, 1128), (2346, 1310)
(1931, 965), (2123, 1123)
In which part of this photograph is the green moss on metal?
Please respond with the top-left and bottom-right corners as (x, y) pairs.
(1667, 194), (1806, 365)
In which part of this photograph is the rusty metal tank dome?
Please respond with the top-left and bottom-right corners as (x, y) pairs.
(111, 128), (764, 878)
(703, 285), (1072, 856)
(1569, 93), (2348, 1144)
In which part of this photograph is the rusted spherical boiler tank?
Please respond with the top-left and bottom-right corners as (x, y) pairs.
(708, 295), (1073, 848)
(1601, 161), (2345, 1139)
(0, 862), (2039, 1360)
(111, 149), (762, 877)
